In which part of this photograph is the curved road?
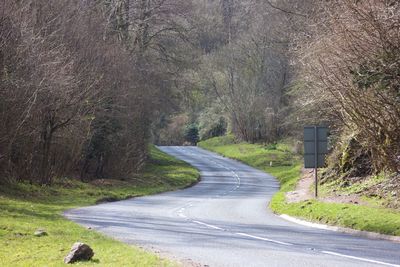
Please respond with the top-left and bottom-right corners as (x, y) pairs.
(65, 146), (400, 267)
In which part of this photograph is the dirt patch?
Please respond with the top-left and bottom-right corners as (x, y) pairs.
(286, 169), (314, 203)
(286, 168), (367, 205)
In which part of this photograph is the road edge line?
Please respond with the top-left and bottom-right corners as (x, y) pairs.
(321, 251), (400, 267)
(280, 214), (400, 243)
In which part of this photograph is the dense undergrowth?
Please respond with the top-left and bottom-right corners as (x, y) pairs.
(199, 136), (400, 236)
(0, 146), (199, 266)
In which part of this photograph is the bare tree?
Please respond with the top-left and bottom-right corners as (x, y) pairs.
(297, 0), (400, 173)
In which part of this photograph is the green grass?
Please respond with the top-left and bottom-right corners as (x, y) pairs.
(0, 146), (199, 267)
(199, 136), (400, 236)
(319, 172), (387, 196)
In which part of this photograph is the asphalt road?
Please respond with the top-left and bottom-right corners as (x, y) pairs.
(65, 146), (400, 267)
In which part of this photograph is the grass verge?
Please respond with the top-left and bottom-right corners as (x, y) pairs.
(0, 146), (199, 266)
(198, 136), (400, 236)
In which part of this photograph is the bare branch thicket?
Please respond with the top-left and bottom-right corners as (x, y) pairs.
(0, 0), (192, 184)
(199, 1), (293, 143)
(298, 0), (400, 173)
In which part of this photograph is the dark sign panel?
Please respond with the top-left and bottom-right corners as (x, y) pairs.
(304, 126), (328, 168)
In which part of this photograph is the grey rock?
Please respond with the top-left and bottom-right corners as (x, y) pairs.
(34, 229), (47, 237)
(64, 242), (94, 264)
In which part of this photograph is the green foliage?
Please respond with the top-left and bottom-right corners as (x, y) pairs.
(156, 114), (189, 146)
(265, 143), (277, 150)
(198, 134), (237, 147)
(0, 146), (198, 266)
(351, 53), (400, 95)
(198, 103), (228, 140)
(82, 112), (123, 179)
(321, 132), (373, 185)
(200, 116), (227, 140)
(184, 124), (200, 145)
(321, 172), (387, 196)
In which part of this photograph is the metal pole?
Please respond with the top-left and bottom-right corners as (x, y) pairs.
(314, 126), (318, 198)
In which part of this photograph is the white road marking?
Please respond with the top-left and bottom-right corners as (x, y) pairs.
(177, 148), (289, 247)
(176, 202), (195, 219)
(321, 251), (400, 267)
(236, 232), (293, 246)
(177, 207), (187, 218)
(193, 220), (224, 230)
(178, 213), (187, 218)
(160, 147), (400, 266)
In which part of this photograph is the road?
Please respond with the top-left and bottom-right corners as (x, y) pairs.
(65, 146), (400, 267)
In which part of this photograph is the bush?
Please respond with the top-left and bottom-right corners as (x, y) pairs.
(184, 124), (200, 145)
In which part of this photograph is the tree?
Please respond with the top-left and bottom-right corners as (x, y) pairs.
(184, 124), (200, 145)
(297, 0), (400, 173)
(0, 0), (195, 184)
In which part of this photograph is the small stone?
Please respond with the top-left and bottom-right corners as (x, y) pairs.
(14, 232), (25, 237)
(64, 242), (94, 264)
(34, 229), (47, 237)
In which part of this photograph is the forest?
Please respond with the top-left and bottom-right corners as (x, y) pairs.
(1, 0), (399, 187)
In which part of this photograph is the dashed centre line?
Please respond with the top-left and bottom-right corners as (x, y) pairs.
(321, 251), (400, 267)
(192, 220), (224, 230)
(190, 219), (292, 246)
(175, 156), (291, 247)
(172, 148), (400, 267)
(236, 232), (293, 246)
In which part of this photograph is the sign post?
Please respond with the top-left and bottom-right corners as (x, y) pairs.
(304, 126), (328, 198)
